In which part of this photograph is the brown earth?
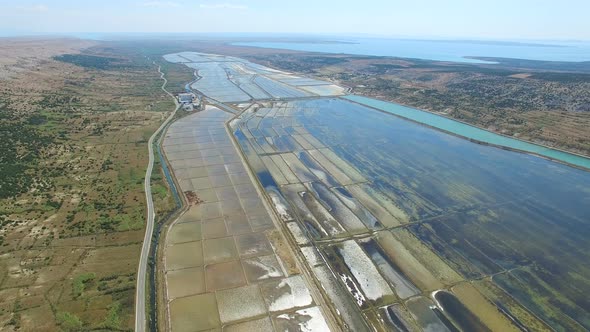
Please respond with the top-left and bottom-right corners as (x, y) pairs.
(0, 39), (174, 331)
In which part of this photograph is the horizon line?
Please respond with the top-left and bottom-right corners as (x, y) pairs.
(1, 31), (589, 43)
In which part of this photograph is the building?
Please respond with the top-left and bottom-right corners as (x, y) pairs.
(177, 93), (195, 104)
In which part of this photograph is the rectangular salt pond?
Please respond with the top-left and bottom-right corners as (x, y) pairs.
(232, 96), (590, 331)
(165, 51), (346, 103)
(163, 107), (334, 331)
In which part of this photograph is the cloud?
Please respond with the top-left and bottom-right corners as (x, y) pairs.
(16, 4), (49, 12)
(142, 1), (180, 7)
(199, 3), (248, 10)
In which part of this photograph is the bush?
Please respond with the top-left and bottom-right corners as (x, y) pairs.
(56, 312), (82, 331)
(72, 272), (95, 298)
(102, 302), (121, 329)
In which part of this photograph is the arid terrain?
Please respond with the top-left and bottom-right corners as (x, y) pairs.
(0, 38), (178, 331)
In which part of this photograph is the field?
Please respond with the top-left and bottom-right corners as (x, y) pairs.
(0, 39), (175, 331)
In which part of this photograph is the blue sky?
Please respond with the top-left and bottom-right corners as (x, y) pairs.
(0, 0), (589, 40)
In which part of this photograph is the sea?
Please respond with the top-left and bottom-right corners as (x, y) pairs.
(233, 38), (590, 63)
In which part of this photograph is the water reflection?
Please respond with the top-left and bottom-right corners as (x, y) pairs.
(232, 97), (590, 331)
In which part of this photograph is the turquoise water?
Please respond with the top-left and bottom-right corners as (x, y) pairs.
(344, 95), (590, 170)
(234, 38), (590, 63)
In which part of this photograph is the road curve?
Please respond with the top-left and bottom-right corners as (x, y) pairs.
(135, 64), (179, 332)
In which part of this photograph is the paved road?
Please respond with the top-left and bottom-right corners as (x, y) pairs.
(135, 65), (179, 332)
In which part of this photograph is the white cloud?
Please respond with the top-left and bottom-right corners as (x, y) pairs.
(16, 4), (49, 12)
(199, 3), (248, 10)
(142, 1), (180, 7)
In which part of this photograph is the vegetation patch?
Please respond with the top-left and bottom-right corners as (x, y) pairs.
(0, 109), (55, 199)
(101, 302), (122, 329)
(72, 272), (96, 298)
(56, 312), (83, 332)
(54, 54), (127, 70)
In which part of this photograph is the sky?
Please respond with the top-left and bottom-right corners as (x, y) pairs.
(0, 0), (589, 40)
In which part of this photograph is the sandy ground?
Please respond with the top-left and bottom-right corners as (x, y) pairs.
(0, 38), (95, 80)
(0, 38), (166, 331)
